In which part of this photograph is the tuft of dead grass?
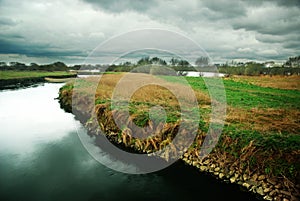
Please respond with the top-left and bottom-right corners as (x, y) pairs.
(229, 75), (300, 90)
(226, 106), (300, 133)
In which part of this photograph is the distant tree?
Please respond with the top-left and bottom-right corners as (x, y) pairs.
(123, 61), (132, 66)
(169, 57), (190, 66)
(53, 61), (67, 69)
(0, 61), (6, 66)
(29, 63), (39, 70)
(72, 65), (82, 70)
(10, 62), (26, 68)
(178, 59), (190, 66)
(285, 56), (300, 68)
(137, 56), (151, 65)
(150, 57), (167, 65)
(170, 58), (179, 66)
(195, 57), (209, 67)
(244, 63), (264, 76)
(30, 63), (38, 67)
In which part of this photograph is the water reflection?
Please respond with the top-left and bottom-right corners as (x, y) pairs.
(0, 83), (74, 153)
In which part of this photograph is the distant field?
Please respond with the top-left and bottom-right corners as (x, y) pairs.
(0, 71), (76, 80)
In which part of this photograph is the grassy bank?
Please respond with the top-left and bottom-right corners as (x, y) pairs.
(59, 73), (300, 200)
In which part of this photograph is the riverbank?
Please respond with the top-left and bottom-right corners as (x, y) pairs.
(58, 74), (300, 201)
(0, 71), (77, 90)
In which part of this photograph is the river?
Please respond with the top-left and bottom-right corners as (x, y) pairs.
(0, 83), (259, 201)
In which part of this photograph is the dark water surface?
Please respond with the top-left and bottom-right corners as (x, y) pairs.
(0, 83), (259, 201)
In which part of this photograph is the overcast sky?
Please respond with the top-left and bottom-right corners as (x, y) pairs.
(0, 0), (299, 64)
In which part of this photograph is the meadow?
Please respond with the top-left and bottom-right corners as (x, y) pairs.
(59, 73), (300, 193)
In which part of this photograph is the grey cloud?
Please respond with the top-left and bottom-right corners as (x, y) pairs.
(0, 0), (299, 63)
(233, 21), (300, 36)
(0, 38), (86, 57)
(83, 0), (156, 13)
(264, 0), (300, 7)
(241, 0), (300, 7)
(0, 17), (17, 26)
(200, 0), (247, 19)
(283, 41), (300, 49)
(255, 33), (300, 44)
(232, 5), (300, 37)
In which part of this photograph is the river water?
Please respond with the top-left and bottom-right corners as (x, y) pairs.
(0, 83), (259, 201)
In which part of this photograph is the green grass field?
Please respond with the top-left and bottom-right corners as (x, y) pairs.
(161, 76), (300, 109)
(0, 71), (76, 80)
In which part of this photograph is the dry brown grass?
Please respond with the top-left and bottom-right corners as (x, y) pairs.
(79, 73), (210, 107)
(226, 107), (300, 133)
(229, 75), (300, 90)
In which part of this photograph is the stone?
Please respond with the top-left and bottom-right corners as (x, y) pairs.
(250, 186), (256, 192)
(263, 195), (273, 201)
(269, 189), (278, 197)
(210, 164), (216, 169)
(258, 175), (266, 181)
(230, 177), (236, 183)
(275, 184), (282, 189)
(264, 188), (271, 193)
(192, 161), (198, 166)
(203, 159), (210, 165)
(242, 182), (251, 189)
(262, 182), (269, 188)
(214, 167), (220, 172)
(219, 173), (225, 179)
(256, 187), (265, 196)
(200, 166), (207, 171)
(267, 178), (277, 185)
(243, 174), (249, 181)
(246, 180), (259, 187)
(282, 198), (289, 201)
(252, 173), (258, 181)
(280, 190), (292, 197)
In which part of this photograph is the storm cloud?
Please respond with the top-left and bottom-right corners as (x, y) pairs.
(0, 0), (299, 64)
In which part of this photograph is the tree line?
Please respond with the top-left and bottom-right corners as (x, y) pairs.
(0, 61), (69, 71)
(218, 63), (300, 76)
(1, 55), (299, 76)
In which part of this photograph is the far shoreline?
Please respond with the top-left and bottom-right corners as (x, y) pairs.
(0, 71), (77, 90)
